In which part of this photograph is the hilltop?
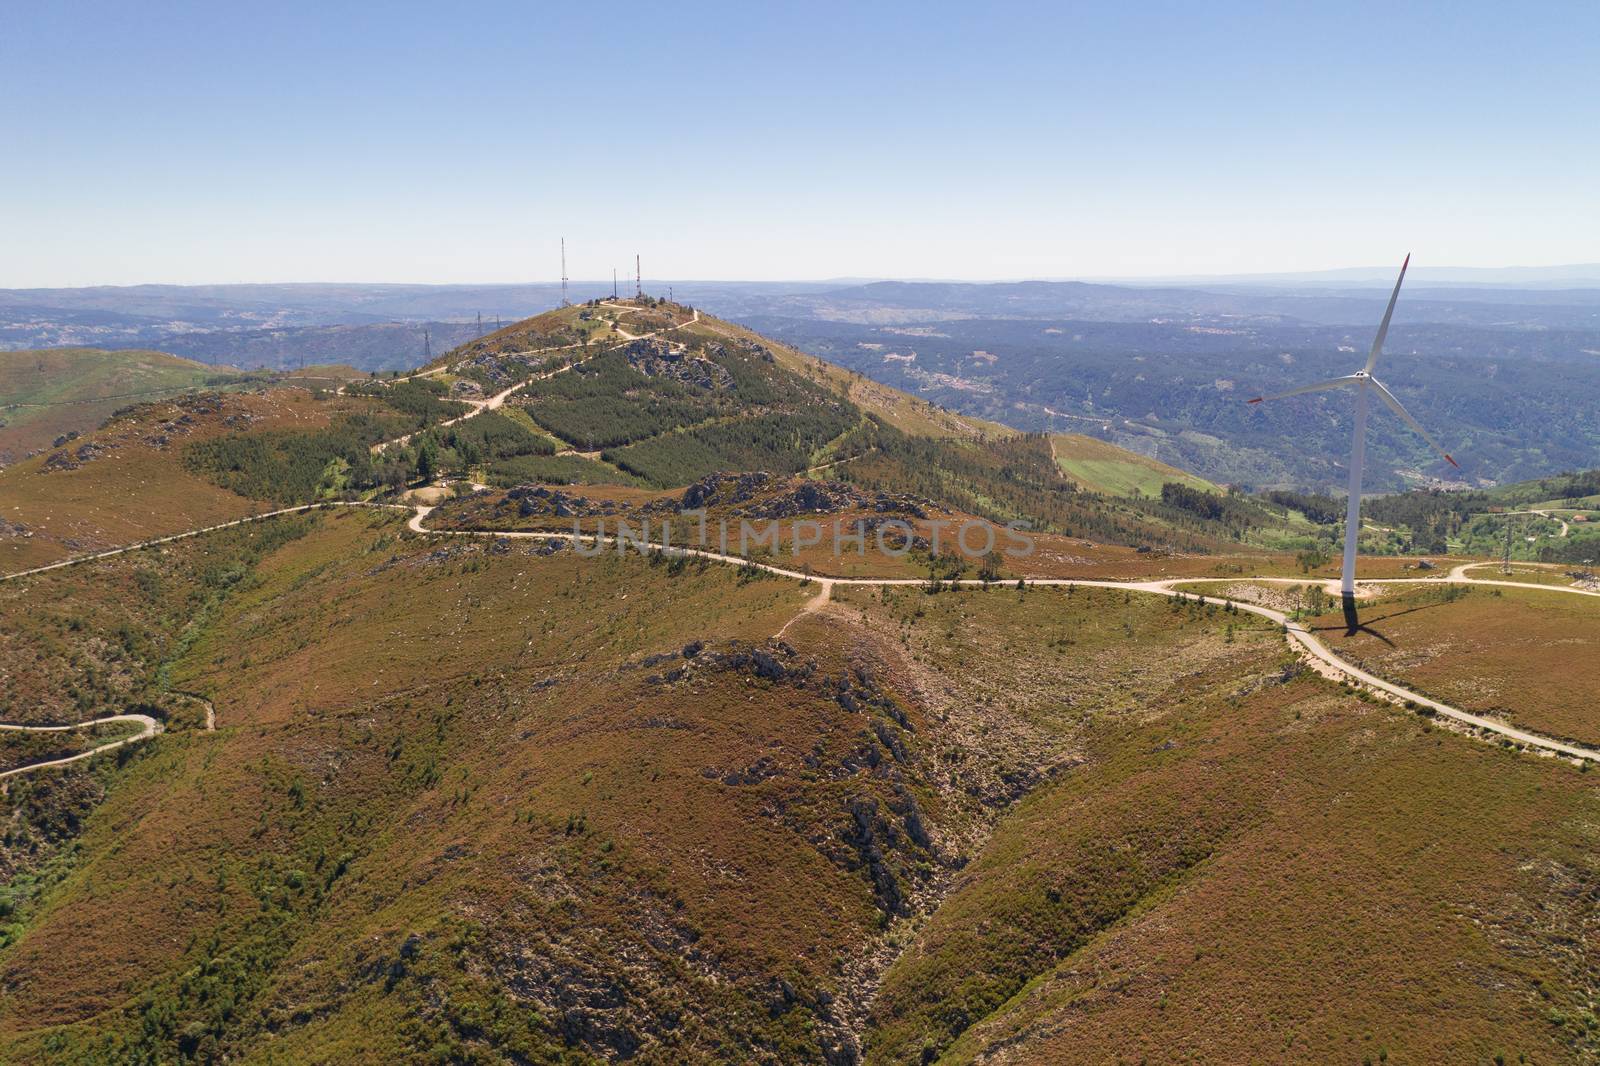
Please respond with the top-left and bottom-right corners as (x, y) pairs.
(4, 297), (1532, 579)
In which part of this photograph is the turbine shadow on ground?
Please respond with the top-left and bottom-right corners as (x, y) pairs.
(1318, 595), (1456, 645)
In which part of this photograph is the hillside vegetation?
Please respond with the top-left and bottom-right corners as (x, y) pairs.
(8, 296), (1600, 1064)
(0, 390), (343, 572)
(0, 348), (237, 467)
(2, 507), (1595, 1063)
(1050, 432), (1218, 497)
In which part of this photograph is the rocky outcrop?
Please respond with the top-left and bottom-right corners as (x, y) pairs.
(40, 394), (252, 471)
(623, 339), (733, 391)
(505, 485), (615, 519)
(672, 472), (930, 520)
(642, 638), (935, 923)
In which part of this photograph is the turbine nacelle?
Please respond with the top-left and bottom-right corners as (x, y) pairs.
(1246, 371), (1458, 470)
(1245, 254), (1456, 469)
(1244, 255), (1459, 597)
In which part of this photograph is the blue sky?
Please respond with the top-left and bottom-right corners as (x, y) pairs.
(4, 1), (1598, 285)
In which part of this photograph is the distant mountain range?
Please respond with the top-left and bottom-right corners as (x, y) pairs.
(6, 275), (1600, 491)
(1089, 262), (1600, 288)
(701, 279), (1600, 329)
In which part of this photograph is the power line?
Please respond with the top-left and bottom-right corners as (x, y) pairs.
(2, 383), (230, 410)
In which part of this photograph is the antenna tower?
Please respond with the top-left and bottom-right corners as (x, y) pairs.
(424, 329), (432, 362)
(1502, 515), (1514, 574)
(635, 254), (642, 299)
(613, 269), (617, 299)
(561, 238), (570, 306)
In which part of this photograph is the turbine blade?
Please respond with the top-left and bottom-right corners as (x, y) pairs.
(1369, 377), (1459, 468)
(1365, 253), (1410, 374)
(1246, 376), (1357, 404)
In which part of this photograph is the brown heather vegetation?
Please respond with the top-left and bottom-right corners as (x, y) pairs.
(833, 585), (1600, 1065)
(0, 390), (337, 572)
(1, 509), (908, 1061)
(0, 506), (1594, 1062)
(0, 511), (316, 726)
(5, 306), (1598, 1064)
(1307, 583), (1600, 747)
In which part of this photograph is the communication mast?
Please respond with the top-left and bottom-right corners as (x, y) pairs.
(424, 328), (431, 362)
(561, 238), (570, 306)
(613, 269), (617, 299)
(1502, 514), (1515, 574)
(635, 254), (642, 299)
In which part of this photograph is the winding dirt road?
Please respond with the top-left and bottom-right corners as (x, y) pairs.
(7, 303), (1594, 773)
(374, 307), (700, 454)
(395, 509), (1600, 763)
(0, 714), (162, 781)
(1469, 508), (1578, 538)
(0, 502), (412, 584)
(8, 501), (1600, 770)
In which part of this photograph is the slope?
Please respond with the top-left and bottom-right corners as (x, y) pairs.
(14, 294), (1593, 1065)
(1049, 432), (1219, 498)
(0, 348), (238, 467)
(2, 506), (1593, 1064)
(402, 299), (1273, 554)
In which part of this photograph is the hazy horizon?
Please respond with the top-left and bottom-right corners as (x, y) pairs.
(8, 261), (1600, 293)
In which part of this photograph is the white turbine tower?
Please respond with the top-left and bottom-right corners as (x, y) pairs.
(1248, 255), (1458, 601)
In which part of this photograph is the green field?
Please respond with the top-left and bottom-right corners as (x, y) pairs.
(1050, 433), (1219, 498)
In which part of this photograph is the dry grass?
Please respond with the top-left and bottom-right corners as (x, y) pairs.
(0, 511), (1593, 1064)
(0, 389), (337, 573)
(859, 585), (1600, 1065)
(1306, 583), (1600, 747)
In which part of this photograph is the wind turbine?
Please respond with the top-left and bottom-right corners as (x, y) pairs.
(1248, 255), (1458, 601)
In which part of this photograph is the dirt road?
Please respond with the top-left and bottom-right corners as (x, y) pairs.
(8, 499), (1600, 772)
(0, 713), (162, 781)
